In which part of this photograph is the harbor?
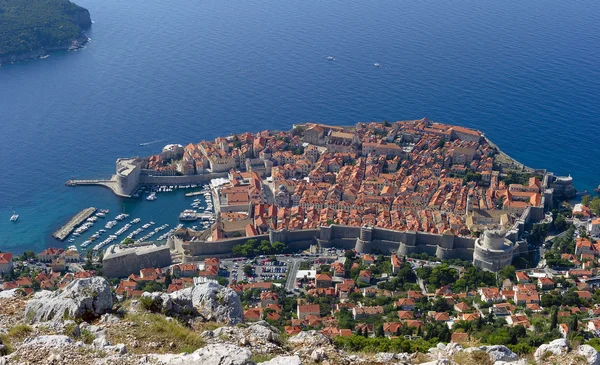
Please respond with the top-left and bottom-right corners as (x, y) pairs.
(52, 207), (97, 241)
(49, 183), (217, 253)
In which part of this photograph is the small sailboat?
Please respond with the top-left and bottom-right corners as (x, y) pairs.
(327, 56), (334, 61)
(374, 63), (381, 67)
(10, 212), (18, 222)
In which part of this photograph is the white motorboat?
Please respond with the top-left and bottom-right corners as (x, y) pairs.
(10, 213), (18, 222)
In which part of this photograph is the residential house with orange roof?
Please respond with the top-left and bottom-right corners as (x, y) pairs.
(383, 322), (402, 337)
(390, 254), (402, 274)
(352, 306), (383, 320)
(514, 291), (539, 305)
(358, 270), (371, 284)
(537, 277), (555, 290)
(315, 273), (333, 288)
(515, 271), (530, 283)
(397, 311), (414, 320)
(297, 304), (320, 320)
(0, 253), (12, 275)
(454, 302), (472, 313)
(396, 298), (415, 311)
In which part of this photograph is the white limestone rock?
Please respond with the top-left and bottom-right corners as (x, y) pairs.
(534, 338), (569, 362)
(429, 342), (463, 359)
(419, 360), (458, 365)
(24, 277), (113, 323)
(478, 345), (519, 362)
(22, 335), (72, 348)
(576, 344), (600, 365)
(191, 281), (243, 325)
(99, 313), (120, 324)
(152, 343), (252, 365)
(260, 355), (303, 365)
(311, 348), (326, 362)
(494, 360), (528, 365)
(105, 343), (127, 355)
(142, 282), (242, 324)
(288, 331), (331, 347)
(92, 336), (111, 349)
(0, 289), (20, 299)
(375, 352), (395, 362)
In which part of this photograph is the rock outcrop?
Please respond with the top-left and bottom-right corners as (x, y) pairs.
(203, 321), (283, 354)
(577, 344), (600, 365)
(534, 338), (569, 362)
(24, 277), (113, 323)
(152, 343), (252, 365)
(142, 281), (243, 324)
(261, 355), (303, 365)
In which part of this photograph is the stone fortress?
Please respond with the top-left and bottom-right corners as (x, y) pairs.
(96, 119), (577, 277)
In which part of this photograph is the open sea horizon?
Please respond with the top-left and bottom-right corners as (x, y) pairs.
(1, 0), (599, 254)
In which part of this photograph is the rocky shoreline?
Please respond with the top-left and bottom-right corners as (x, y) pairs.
(0, 33), (89, 67)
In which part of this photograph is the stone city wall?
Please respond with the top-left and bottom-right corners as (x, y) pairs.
(103, 245), (172, 278)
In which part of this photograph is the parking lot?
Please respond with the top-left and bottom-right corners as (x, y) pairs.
(221, 255), (293, 284)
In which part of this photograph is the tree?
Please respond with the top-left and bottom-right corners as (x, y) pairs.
(344, 250), (356, 260)
(498, 265), (516, 282)
(164, 273), (172, 288)
(375, 324), (384, 338)
(243, 264), (253, 277)
(141, 280), (164, 293)
(356, 327), (363, 336)
(550, 307), (558, 330)
(20, 250), (36, 261)
(582, 195), (592, 207)
(529, 224), (548, 245)
(590, 196), (600, 216)
(362, 328), (368, 338)
(569, 314), (578, 332)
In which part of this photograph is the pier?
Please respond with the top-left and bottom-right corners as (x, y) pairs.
(185, 191), (207, 197)
(52, 207), (97, 241)
(66, 176), (131, 198)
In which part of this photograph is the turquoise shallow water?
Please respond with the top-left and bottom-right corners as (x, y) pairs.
(0, 0), (599, 254)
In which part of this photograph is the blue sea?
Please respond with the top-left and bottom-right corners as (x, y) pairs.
(1, 0), (599, 254)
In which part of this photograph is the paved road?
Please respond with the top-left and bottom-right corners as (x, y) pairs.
(285, 258), (302, 291)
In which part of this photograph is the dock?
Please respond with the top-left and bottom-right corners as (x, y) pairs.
(185, 191), (205, 197)
(52, 207), (97, 241)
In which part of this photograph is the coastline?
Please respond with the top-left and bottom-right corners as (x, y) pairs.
(482, 134), (539, 174)
(0, 33), (89, 67)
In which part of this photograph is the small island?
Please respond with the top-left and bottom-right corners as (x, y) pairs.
(0, 0), (91, 66)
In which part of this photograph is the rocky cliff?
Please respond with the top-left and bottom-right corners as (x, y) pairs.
(1, 280), (600, 365)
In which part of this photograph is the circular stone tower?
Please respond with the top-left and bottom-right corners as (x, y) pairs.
(472, 229), (515, 272)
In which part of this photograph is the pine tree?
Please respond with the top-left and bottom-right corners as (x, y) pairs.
(356, 327), (362, 336)
(363, 328), (368, 338)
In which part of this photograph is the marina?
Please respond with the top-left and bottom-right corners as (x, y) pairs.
(52, 207), (97, 241)
(48, 183), (216, 253)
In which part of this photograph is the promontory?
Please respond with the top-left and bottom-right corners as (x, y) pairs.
(0, 0), (91, 66)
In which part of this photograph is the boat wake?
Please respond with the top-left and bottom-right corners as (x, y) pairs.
(140, 139), (163, 146)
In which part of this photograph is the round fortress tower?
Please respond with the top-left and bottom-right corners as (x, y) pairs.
(472, 229), (515, 272)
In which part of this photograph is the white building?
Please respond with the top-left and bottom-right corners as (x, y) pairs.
(589, 218), (600, 237)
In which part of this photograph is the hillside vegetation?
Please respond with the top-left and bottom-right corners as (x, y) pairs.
(0, 0), (91, 57)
